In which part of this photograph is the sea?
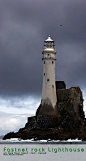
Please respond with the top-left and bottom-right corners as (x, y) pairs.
(0, 139), (86, 161)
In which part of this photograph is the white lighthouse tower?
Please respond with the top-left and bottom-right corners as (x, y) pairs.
(41, 35), (57, 108)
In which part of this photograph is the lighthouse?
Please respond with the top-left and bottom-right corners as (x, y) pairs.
(41, 35), (57, 108)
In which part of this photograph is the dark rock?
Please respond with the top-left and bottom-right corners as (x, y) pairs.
(3, 132), (17, 140)
(56, 87), (85, 136)
(25, 116), (36, 129)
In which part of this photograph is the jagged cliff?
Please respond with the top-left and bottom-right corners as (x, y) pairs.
(3, 86), (86, 140)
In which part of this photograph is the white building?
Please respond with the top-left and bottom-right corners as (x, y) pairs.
(41, 35), (57, 107)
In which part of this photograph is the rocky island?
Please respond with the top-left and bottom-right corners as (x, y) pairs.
(3, 81), (86, 141)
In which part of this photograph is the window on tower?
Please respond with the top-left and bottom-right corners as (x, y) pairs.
(44, 73), (45, 76)
(52, 61), (54, 64)
(52, 85), (54, 88)
(44, 61), (45, 64)
(47, 79), (49, 81)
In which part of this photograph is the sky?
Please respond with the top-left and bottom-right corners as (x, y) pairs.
(0, 0), (86, 135)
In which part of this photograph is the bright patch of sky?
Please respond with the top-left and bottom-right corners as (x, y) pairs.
(0, 111), (30, 135)
(82, 90), (86, 116)
(0, 96), (41, 135)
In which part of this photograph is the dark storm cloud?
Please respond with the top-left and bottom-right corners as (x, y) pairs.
(0, 0), (86, 97)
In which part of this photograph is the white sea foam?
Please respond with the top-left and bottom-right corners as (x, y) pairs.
(0, 138), (82, 143)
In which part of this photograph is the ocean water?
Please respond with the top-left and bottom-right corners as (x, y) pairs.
(0, 140), (86, 161)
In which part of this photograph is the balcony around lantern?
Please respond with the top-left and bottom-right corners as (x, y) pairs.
(42, 54), (56, 60)
(42, 48), (57, 55)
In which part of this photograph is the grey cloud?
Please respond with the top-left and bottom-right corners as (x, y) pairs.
(0, 96), (40, 110)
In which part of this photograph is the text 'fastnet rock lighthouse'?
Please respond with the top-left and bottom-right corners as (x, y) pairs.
(41, 35), (57, 107)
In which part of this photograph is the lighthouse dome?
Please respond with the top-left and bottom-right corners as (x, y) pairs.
(45, 35), (54, 42)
